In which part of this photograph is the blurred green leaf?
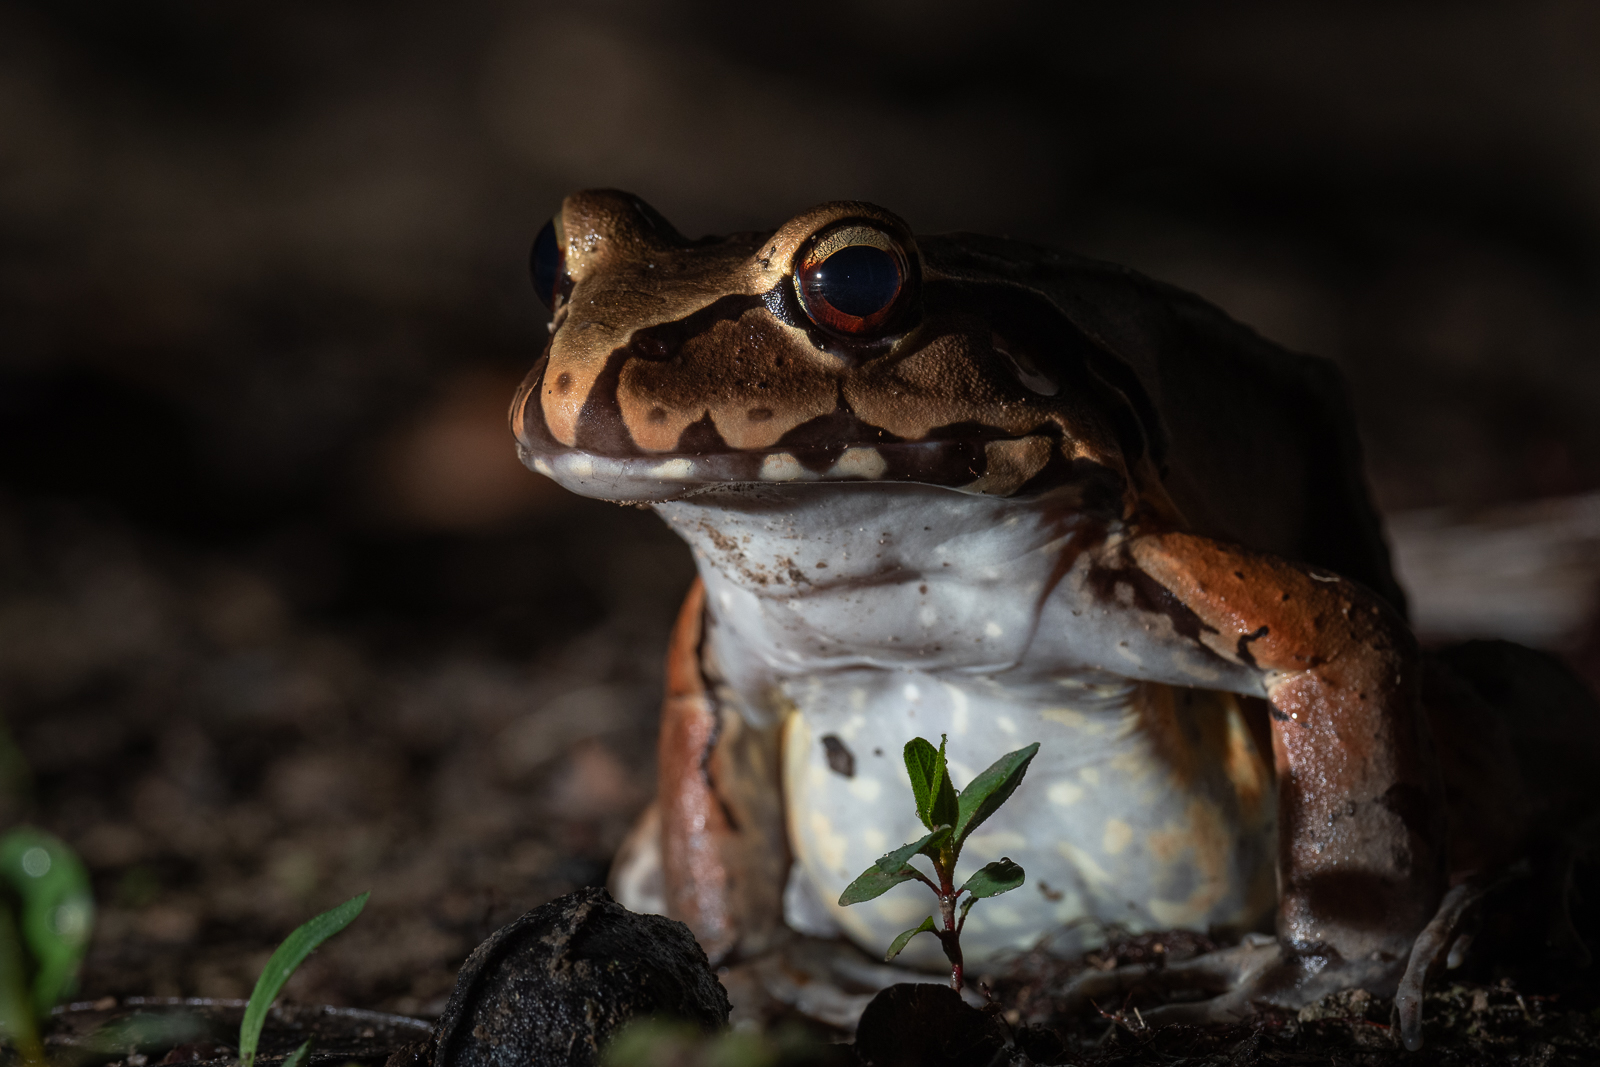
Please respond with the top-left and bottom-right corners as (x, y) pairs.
(885, 917), (937, 962)
(239, 892), (369, 1067)
(959, 858), (1024, 900)
(954, 743), (1039, 846)
(602, 1016), (812, 1067)
(79, 1012), (208, 1058)
(281, 1040), (310, 1067)
(0, 901), (44, 1065)
(0, 827), (95, 1013)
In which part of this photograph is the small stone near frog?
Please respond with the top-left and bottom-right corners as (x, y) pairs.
(399, 886), (730, 1067)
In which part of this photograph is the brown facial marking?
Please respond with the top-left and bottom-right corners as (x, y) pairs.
(531, 191), (1151, 500)
(618, 309), (839, 452)
(964, 436), (1052, 495)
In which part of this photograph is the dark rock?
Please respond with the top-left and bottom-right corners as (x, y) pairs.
(1009, 1025), (1064, 1065)
(430, 886), (730, 1067)
(852, 984), (1003, 1067)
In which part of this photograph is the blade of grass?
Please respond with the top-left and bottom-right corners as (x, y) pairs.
(281, 1040), (311, 1067)
(239, 893), (368, 1067)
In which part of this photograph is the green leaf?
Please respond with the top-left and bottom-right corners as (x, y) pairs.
(884, 916), (937, 962)
(0, 827), (94, 1013)
(929, 736), (959, 832)
(954, 742), (1040, 845)
(838, 865), (919, 906)
(80, 1012), (206, 1057)
(903, 737), (941, 829)
(959, 858), (1025, 899)
(881, 826), (951, 872)
(282, 1040), (311, 1067)
(839, 826), (953, 907)
(239, 892), (369, 1067)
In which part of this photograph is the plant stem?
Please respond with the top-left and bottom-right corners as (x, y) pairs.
(935, 861), (964, 992)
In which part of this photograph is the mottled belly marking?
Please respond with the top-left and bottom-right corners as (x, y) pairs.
(782, 670), (1276, 967)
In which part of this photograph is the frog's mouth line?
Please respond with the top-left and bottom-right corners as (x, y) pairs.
(519, 440), (988, 503)
(512, 354), (1125, 505)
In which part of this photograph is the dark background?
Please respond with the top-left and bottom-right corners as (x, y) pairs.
(2, 0), (1599, 1015)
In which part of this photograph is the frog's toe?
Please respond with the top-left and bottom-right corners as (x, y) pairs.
(1058, 936), (1280, 1019)
(1061, 936), (1423, 1043)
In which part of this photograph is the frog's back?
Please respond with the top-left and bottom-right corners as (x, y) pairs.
(922, 234), (1405, 614)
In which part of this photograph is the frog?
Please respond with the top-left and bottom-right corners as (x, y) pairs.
(510, 189), (1600, 1049)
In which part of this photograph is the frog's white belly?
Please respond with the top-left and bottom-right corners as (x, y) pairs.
(780, 668), (1276, 968)
(654, 483), (1276, 968)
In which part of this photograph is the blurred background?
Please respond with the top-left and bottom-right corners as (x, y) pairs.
(2, 0), (1599, 1016)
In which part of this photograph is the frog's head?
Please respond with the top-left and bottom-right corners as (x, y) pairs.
(512, 190), (1165, 515)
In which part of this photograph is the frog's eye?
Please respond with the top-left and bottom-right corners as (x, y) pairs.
(530, 217), (566, 311)
(794, 224), (912, 337)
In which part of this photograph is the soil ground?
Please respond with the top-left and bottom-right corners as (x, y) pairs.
(7, 3), (1600, 1063)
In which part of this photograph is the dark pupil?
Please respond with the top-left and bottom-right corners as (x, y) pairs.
(530, 219), (562, 310)
(812, 245), (900, 317)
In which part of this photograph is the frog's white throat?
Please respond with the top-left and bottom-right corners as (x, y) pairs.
(652, 483), (1107, 684)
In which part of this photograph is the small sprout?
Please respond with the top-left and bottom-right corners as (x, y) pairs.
(838, 735), (1039, 993)
(239, 892), (369, 1067)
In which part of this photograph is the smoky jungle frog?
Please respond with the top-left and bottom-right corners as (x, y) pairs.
(510, 190), (1600, 1050)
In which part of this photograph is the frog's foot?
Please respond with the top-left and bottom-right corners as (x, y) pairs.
(1057, 935), (1279, 1024)
(1058, 936), (1408, 1041)
(1060, 878), (1515, 1052)
(1393, 874), (1505, 1051)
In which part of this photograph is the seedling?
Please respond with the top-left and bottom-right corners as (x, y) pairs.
(838, 735), (1039, 992)
(0, 828), (94, 1067)
(238, 892), (368, 1067)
